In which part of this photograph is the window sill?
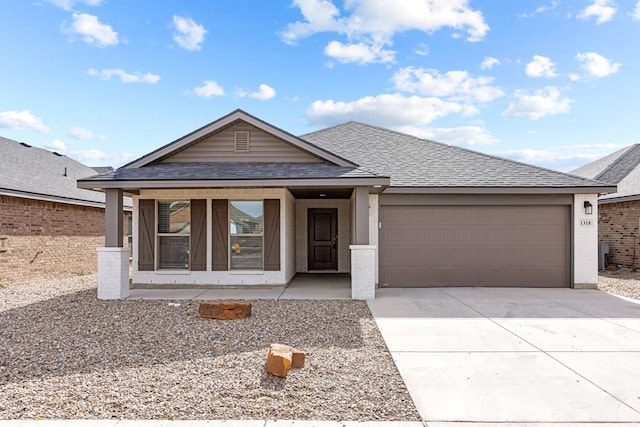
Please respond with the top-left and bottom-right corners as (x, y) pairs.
(155, 269), (191, 275)
(230, 270), (265, 275)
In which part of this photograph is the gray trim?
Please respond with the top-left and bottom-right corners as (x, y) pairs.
(353, 187), (369, 245)
(380, 194), (573, 206)
(125, 110), (356, 169)
(0, 188), (108, 209)
(78, 177), (390, 190)
(570, 200), (575, 288)
(105, 189), (124, 247)
(382, 186), (616, 195)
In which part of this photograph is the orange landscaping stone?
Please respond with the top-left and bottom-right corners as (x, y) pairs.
(266, 343), (306, 377)
(197, 301), (252, 320)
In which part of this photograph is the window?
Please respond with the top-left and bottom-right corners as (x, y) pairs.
(157, 201), (190, 269)
(230, 201), (263, 270)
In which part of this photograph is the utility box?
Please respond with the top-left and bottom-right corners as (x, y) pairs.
(598, 242), (609, 271)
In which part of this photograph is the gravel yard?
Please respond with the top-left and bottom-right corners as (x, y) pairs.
(0, 275), (419, 421)
(598, 269), (640, 301)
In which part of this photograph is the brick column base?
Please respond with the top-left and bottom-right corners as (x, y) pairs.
(97, 247), (130, 299)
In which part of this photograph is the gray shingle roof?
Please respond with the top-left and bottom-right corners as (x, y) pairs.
(81, 162), (384, 182)
(302, 121), (609, 189)
(571, 144), (640, 201)
(0, 136), (106, 206)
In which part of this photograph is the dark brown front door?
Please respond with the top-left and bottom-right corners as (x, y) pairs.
(308, 208), (338, 270)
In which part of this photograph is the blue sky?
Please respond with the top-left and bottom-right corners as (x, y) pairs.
(1, 0), (638, 172)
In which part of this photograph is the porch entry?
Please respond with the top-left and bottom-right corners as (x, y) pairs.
(307, 208), (338, 270)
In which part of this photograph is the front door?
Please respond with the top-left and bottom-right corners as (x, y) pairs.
(308, 208), (338, 270)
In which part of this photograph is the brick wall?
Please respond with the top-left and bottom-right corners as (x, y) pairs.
(599, 200), (640, 268)
(0, 195), (130, 284)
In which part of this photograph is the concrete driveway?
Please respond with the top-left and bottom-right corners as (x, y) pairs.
(367, 287), (640, 425)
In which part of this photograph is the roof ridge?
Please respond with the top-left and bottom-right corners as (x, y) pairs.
(315, 121), (607, 187)
(594, 143), (640, 182)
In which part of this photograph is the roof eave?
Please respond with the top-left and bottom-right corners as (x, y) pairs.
(77, 176), (391, 191)
(124, 110), (357, 169)
(383, 186), (617, 195)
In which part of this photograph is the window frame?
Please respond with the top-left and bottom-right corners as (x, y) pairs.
(228, 200), (264, 271)
(156, 200), (191, 271)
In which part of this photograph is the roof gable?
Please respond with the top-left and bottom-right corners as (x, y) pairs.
(125, 109), (356, 168)
(302, 121), (613, 191)
(162, 121), (322, 164)
(570, 145), (637, 181)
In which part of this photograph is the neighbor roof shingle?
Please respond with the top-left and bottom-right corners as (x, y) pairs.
(302, 121), (608, 189)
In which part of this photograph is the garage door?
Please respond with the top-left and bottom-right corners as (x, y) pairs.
(379, 205), (570, 287)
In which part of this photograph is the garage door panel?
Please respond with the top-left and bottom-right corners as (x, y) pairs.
(379, 205), (569, 288)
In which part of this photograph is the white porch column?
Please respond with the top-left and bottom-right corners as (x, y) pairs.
(98, 188), (129, 299)
(573, 193), (599, 289)
(350, 245), (376, 299)
(350, 187), (376, 299)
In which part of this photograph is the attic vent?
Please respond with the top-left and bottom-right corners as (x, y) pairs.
(52, 152), (63, 156)
(19, 142), (31, 147)
(234, 131), (250, 153)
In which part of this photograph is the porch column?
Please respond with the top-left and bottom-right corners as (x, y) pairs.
(351, 186), (375, 299)
(97, 188), (130, 300)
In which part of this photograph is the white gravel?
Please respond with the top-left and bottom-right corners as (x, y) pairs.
(0, 275), (419, 421)
(598, 269), (640, 301)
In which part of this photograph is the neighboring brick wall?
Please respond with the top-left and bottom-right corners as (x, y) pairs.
(599, 200), (640, 268)
(0, 195), (130, 284)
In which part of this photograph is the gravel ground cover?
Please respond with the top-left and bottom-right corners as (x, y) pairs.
(0, 275), (419, 421)
(599, 269), (640, 301)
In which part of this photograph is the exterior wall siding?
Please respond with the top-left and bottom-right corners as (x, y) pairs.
(598, 199), (640, 268)
(163, 122), (321, 163)
(0, 195), (130, 285)
(295, 199), (351, 273)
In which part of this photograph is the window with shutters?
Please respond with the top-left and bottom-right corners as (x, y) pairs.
(229, 201), (263, 269)
(157, 200), (190, 269)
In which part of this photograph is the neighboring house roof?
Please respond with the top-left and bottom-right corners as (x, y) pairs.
(571, 144), (640, 202)
(0, 136), (132, 209)
(302, 121), (612, 193)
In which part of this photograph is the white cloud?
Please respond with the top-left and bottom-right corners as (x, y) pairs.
(251, 84), (277, 100)
(0, 110), (50, 133)
(307, 93), (466, 127)
(498, 144), (620, 171)
(47, 0), (103, 10)
(577, 0), (617, 24)
(68, 149), (137, 167)
(392, 67), (504, 103)
(172, 16), (207, 51)
(399, 125), (499, 145)
(282, 0), (489, 64)
(324, 40), (395, 64)
(633, 1), (640, 20)
(193, 80), (225, 97)
(87, 68), (160, 84)
(46, 139), (67, 151)
(525, 55), (558, 78)
(576, 51), (621, 77)
(519, 1), (558, 18)
(480, 56), (499, 70)
(414, 43), (429, 56)
(502, 86), (572, 120)
(69, 127), (103, 140)
(65, 13), (119, 47)
(569, 73), (581, 81)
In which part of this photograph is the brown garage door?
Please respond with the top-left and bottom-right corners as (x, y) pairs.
(379, 205), (570, 287)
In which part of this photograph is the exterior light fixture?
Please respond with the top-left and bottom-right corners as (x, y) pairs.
(584, 201), (593, 215)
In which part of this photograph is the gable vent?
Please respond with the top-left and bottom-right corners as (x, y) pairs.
(234, 131), (250, 153)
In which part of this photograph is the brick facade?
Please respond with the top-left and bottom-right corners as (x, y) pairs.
(0, 195), (130, 285)
(599, 200), (640, 268)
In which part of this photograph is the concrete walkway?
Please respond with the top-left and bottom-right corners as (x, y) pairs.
(367, 287), (640, 425)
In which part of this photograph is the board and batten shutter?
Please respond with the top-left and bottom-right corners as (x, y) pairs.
(264, 199), (281, 271)
(211, 199), (229, 271)
(190, 199), (207, 271)
(138, 199), (155, 271)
